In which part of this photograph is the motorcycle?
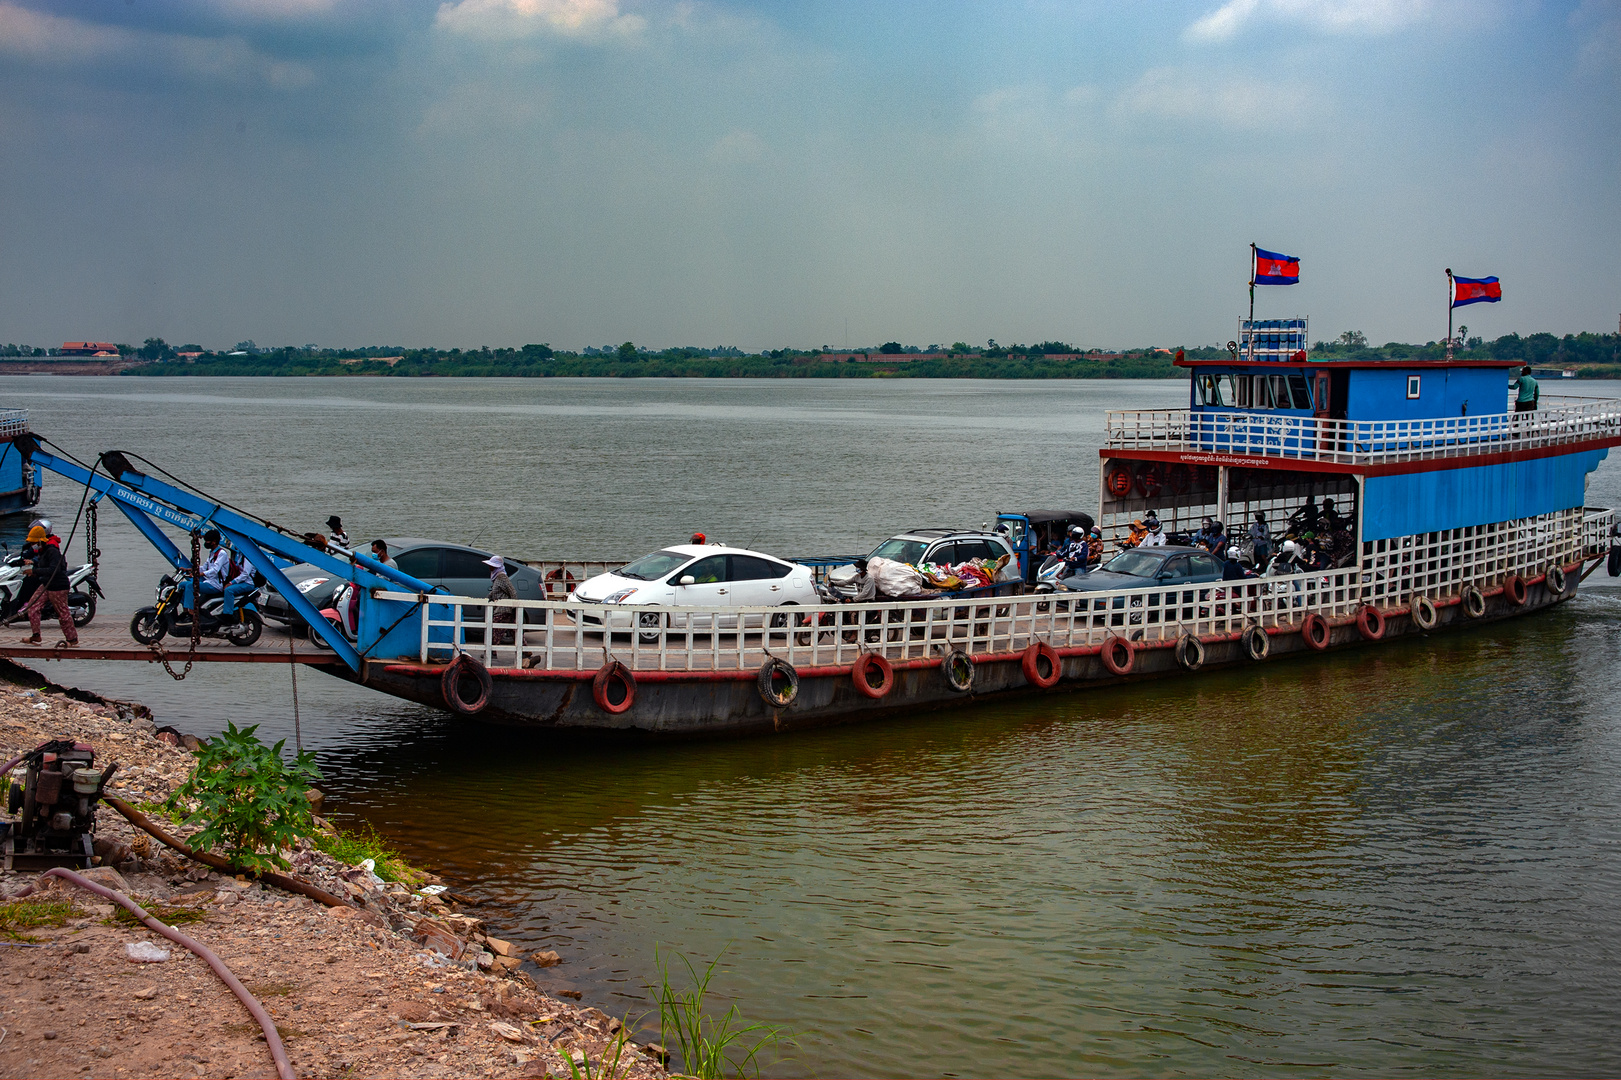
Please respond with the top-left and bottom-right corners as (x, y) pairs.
(0, 547), (103, 628)
(129, 571), (264, 647)
(307, 582), (358, 648)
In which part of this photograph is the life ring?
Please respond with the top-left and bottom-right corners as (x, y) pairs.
(1100, 635), (1134, 676)
(1301, 613), (1330, 651)
(1546, 564), (1567, 596)
(1461, 585), (1486, 618)
(757, 658), (798, 708)
(545, 567), (577, 599)
(1022, 641), (1062, 687)
(1503, 574), (1527, 606)
(441, 654), (492, 715)
(1356, 604), (1386, 641)
(1242, 625), (1270, 661)
(1135, 464), (1162, 498)
(851, 652), (893, 699)
(1175, 633), (1204, 671)
(1410, 595), (1439, 631)
(941, 649), (975, 693)
(1105, 465), (1132, 498)
(591, 660), (636, 714)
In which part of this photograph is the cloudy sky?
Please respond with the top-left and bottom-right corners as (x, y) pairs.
(1, 0), (1616, 351)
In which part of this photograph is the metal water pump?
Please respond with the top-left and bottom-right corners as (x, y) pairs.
(3, 738), (115, 870)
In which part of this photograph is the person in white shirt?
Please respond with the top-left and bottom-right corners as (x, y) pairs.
(1140, 515), (1167, 547)
(199, 529), (230, 599)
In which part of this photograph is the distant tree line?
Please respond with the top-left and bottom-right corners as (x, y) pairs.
(5, 330), (1616, 378)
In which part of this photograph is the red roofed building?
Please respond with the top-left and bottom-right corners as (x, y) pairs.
(60, 342), (121, 357)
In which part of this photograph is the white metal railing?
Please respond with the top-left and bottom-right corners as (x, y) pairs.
(374, 508), (1604, 673)
(1104, 397), (1621, 467)
(0, 409), (28, 440)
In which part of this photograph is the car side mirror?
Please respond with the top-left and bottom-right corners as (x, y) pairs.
(680, 575), (695, 586)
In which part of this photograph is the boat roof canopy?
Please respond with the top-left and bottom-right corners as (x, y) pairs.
(1002, 510), (1088, 523)
(1175, 356), (1524, 370)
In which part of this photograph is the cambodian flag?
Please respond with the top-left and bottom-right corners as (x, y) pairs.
(1452, 274), (1501, 308)
(1253, 247), (1300, 285)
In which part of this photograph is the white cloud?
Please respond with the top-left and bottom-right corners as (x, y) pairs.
(1185, 0), (1432, 41)
(434, 0), (645, 40)
(1114, 66), (1314, 128)
(0, 2), (315, 87)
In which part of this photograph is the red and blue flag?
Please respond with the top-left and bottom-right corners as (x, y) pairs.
(1252, 247), (1299, 285)
(1452, 274), (1501, 308)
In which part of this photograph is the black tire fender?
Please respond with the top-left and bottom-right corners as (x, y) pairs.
(1175, 633), (1204, 671)
(941, 649), (975, 692)
(757, 657), (798, 708)
(443, 654), (494, 715)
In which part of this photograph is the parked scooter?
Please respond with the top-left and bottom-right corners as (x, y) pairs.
(128, 571), (263, 647)
(307, 582), (358, 648)
(0, 546), (102, 628)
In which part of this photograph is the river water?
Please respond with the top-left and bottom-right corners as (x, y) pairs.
(5, 375), (1621, 1077)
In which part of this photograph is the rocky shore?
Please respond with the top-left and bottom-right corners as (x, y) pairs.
(0, 662), (668, 1080)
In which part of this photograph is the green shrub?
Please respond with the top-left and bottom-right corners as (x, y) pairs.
(169, 722), (321, 874)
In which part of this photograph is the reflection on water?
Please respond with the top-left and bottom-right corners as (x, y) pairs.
(5, 377), (1621, 1076)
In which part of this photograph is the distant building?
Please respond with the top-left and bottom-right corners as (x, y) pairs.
(177, 351), (203, 360)
(60, 341), (120, 357)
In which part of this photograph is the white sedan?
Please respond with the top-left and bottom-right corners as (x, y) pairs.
(571, 544), (818, 635)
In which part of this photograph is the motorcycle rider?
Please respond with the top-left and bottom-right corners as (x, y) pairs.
(1055, 526), (1090, 575)
(1266, 539), (1307, 576)
(198, 529), (229, 605)
(1141, 514), (1167, 548)
(219, 547), (258, 618)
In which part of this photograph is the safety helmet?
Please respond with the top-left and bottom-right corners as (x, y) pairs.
(1069, 525), (1086, 536)
(204, 529), (221, 546)
(1148, 518), (1162, 532)
(1282, 540), (1300, 556)
(32, 518), (50, 533)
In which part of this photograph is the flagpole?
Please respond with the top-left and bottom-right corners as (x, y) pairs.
(1248, 243), (1256, 361)
(1445, 268), (1454, 362)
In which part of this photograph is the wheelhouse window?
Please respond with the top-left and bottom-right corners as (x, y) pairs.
(1407, 375), (1421, 399)
(1197, 371), (1313, 411)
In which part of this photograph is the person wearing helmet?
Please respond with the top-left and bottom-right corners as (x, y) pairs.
(198, 528), (230, 603)
(1141, 514), (1166, 548)
(1056, 525), (1091, 575)
(19, 525), (76, 646)
(690, 532), (706, 545)
(1267, 539), (1304, 576)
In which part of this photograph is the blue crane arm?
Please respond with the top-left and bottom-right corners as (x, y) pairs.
(19, 441), (445, 673)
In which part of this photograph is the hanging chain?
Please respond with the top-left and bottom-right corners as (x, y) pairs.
(85, 501), (98, 574)
(151, 530), (203, 681)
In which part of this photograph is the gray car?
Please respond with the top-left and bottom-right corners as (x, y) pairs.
(1059, 546), (1225, 593)
(262, 537), (544, 628)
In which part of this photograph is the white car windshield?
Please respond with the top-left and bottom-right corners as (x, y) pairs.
(1102, 550), (1165, 577)
(871, 539), (927, 565)
(617, 549), (692, 581)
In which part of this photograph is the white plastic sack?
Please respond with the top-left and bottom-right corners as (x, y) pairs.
(126, 941), (171, 963)
(868, 556), (924, 598)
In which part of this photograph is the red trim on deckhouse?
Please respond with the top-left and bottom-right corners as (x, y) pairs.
(1097, 435), (1621, 477)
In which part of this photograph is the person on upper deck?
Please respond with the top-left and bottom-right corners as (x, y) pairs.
(1512, 366), (1539, 412)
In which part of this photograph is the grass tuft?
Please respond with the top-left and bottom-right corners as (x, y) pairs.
(0, 897), (84, 941)
(108, 902), (207, 928)
(653, 945), (790, 1079)
(312, 821), (424, 885)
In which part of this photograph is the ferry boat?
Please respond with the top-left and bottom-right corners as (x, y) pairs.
(0, 410), (42, 516)
(346, 322), (1621, 735)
